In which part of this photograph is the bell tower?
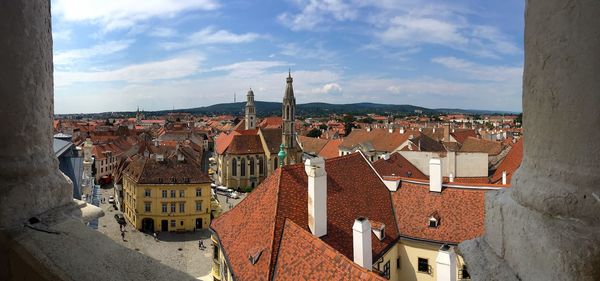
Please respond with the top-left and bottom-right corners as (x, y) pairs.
(245, 88), (256, 130)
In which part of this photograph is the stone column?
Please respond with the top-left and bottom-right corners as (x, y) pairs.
(0, 1), (72, 230)
(459, 1), (600, 280)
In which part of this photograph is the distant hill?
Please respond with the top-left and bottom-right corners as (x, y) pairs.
(160, 101), (439, 117)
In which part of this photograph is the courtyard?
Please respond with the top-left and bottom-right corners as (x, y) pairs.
(96, 186), (245, 280)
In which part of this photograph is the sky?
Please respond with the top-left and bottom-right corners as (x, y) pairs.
(51, 0), (525, 114)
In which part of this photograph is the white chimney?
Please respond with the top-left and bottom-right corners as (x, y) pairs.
(429, 158), (442, 192)
(382, 153), (390, 161)
(502, 171), (507, 185)
(399, 127), (405, 134)
(433, 127), (436, 133)
(449, 173), (454, 183)
(352, 217), (372, 270)
(305, 157), (327, 237)
(436, 245), (457, 281)
(419, 128), (422, 132)
(388, 128), (393, 133)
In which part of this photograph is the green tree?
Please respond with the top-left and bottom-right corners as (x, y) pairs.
(307, 128), (322, 138)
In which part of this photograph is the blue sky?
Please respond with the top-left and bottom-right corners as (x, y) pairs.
(51, 0), (524, 114)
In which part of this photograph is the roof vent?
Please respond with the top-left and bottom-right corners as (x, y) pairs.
(248, 249), (263, 265)
(429, 212), (440, 228)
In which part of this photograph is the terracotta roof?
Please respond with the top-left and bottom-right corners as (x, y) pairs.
(124, 155), (211, 184)
(259, 128), (283, 154)
(318, 139), (343, 159)
(227, 135), (265, 155)
(450, 129), (478, 144)
(410, 133), (446, 152)
(459, 137), (503, 155)
(273, 219), (385, 281)
(372, 152), (427, 180)
(339, 128), (413, 152)
(491, 138), (523, 184)
(297, 136), (329, 155)
(391, 182), (485, 244)
(211, 153), (398, 280)
(259, 116), (283, 129)
(215, 131), (239, 155)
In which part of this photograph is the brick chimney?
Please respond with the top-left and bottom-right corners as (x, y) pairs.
(429, 158), (442, 192)
(305, 157), (327, 237)
(352, 217), (372, 270)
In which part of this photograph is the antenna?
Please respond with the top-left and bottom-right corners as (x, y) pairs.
(234, 92), (236, 103)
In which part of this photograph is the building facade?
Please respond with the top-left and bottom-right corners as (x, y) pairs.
(122, 154), (213, 232)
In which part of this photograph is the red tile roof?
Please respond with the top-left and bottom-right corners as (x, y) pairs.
(339, 128), (414, 152)
(227, 135), (264, 155)
(273, 219), (385, 281)
(459, 137), (503, 155)
(372, 152), (428, 180)
(450, 129), (478, 144)
(259, 116), (283, 129)
(297, 136), (329, 155)
(391, 181), (485, 244)
(491, 138), (523, 184)
(318, 139), (343, 159)
(211, 153), (398, 280)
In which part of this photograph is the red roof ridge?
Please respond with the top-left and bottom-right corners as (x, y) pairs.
(267, 168), (284, 280)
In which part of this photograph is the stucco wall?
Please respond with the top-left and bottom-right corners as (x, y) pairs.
(400, 151), (488, 178)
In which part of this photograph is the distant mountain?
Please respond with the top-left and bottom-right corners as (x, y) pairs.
(161, 101), (438, 117)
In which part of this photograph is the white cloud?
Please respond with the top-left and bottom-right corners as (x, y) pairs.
(278, 0), (357, 31)
(52, 29), (72, 40)
(54, 40), (134, 66)
(431, 56), (522, 82)
(312, 83), (342, 94)
(55, 54), (203, 87)
(162, 27), (261, 49)
(52, 0), (219, 32)
(149, 27), (177, 38)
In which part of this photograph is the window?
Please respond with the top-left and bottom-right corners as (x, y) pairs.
(161, 190), (167, 198)
(383, 260), (390, 279)
(179, 190), (185, 197)
(162, 203), (167, 213)
(231, 158), (237, 176)
(196, 202), (202, 211)
(179, 203), (185, 213)
(460, 265), (471, 279)
(240, 158), (246, 177)
(180, 220), (184, 226)
(170, 190), (176, 198)
(144, 202), (151, 212)
(249, 157), (255, 175)
(213, 245), (219, 260)
(170, 203), (176, 213)
(196, 189), (201, 197)
(170, 220), (176, 228)
(144, 189), (151, 197)
(429, 217), (439, 228)
(418, 258), (430, 273)
(258, 156), (264, 174)
(397, 257), (400, 269)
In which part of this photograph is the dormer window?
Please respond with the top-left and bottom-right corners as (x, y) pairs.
(428, 212), (440, 228)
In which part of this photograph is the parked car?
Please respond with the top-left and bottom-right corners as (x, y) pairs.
(108, 196), (115, 204)
(210, 183), (217, 189)
(229, 192), (240, 199)
(114, 214), (126, 225)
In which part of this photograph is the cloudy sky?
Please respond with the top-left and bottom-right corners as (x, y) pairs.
(51, 0), (524, 114)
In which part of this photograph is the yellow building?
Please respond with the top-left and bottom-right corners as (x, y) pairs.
(122, 153), (214, 232)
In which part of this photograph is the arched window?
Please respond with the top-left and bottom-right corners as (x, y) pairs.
(249, 157), (255, 176)
(241, 158), (246, 177)
(274, 157), (278, 170)
(286, 106), (290, 120)
(258, 156), (264, 175)
(231, 158), (237, 176)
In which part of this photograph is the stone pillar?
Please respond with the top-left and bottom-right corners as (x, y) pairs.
(0, 1), (72, 230)
(459, 1), (600, 280)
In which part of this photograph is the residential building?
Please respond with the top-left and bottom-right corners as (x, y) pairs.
(210, 152), (495, 280)
(53, 133), (84, 199)
(122, 152), (213, 232)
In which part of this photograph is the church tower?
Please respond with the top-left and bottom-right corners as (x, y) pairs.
(282, 71), (299, 164)
(245, 88), (256, 130)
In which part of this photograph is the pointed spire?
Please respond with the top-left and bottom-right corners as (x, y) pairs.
(288, 68), (291, 78)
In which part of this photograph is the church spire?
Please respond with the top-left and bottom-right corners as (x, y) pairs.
(282, 71), (297, 165)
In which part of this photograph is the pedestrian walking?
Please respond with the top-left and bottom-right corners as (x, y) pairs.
(199, 240), (205, 250)
(153, 232), (158, 242)
(121, 230), (125, 241)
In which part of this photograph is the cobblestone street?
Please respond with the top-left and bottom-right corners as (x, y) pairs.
(95, 186), (245, 280)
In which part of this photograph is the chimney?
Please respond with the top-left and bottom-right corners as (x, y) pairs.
(382, 153), (390, 161)
(399, 127), (405, 134)
(429, 158), (442, 192)
(366, 126), (371, 132)
(305, 157), (327, 237)
(436, 245), (457, 281)
(502, 171), (507, 185)
(443, 125), (450, 142)
(153, 138), (159, 147)
(449, 173), (454, 183)
(352, 217), (372, 270)
(388, 128), (393, 133)
(433, 127), (436, 133)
